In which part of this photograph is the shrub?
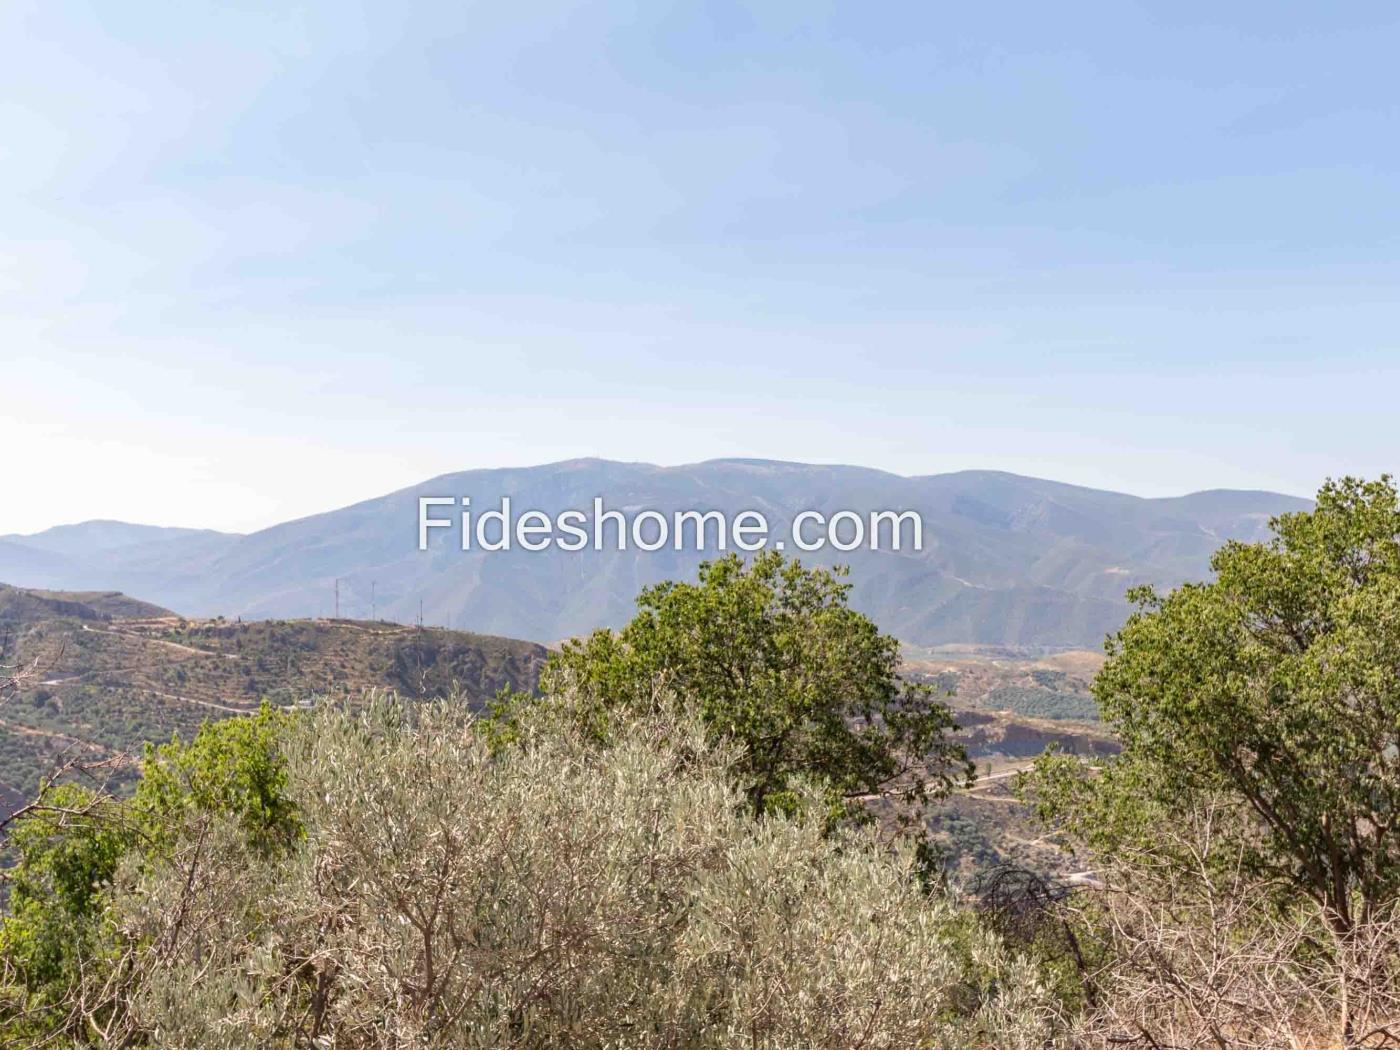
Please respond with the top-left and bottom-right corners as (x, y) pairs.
(0, 706), (301, 1042)
(102, 695), (1065, 1048)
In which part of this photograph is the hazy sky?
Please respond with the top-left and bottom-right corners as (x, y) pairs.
(3, 2), (1398, 534)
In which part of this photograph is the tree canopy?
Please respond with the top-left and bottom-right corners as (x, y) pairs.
(1028, 476), (1400, 934)
(0, 704), (297, 1039)
(536, 550), (972, 820)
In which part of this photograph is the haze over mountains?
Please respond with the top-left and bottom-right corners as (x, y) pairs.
(0, 459), (1310, 648)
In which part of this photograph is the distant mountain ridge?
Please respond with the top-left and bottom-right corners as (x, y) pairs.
(0, 521), (233, 557)
(0, 460), (1311, 647)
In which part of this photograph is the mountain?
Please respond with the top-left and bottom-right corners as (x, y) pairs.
(0, 538), (78, 582)
(0, 520), (235, 559)
(0, 460), (1311, 648)
(0, 523), (241, 608)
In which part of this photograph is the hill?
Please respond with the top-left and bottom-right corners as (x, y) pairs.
(0, 588), (548, 809)
(0, 460), (1310, 647)
(0, 585), (108, 627)
(0, 584), (176, 625)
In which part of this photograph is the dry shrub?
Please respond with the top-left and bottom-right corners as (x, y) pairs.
(104, 694), (1066, 1048)
(1069, 804), (1400, 1049)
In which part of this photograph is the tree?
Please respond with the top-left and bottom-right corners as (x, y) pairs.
(0, 783), (132, 1033)
(91, 697), (1063, 1047)
(536, 551), (972, 822)
(0, 704), (300, 1042)
(134, 702), (301, 854)
(1027, 476), (1400, 936)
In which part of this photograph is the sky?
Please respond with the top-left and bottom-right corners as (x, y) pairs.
(2, 1), (1398, 535)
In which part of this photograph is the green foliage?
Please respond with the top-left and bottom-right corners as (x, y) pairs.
(983, 684), (1099, 721)
(134, 702), (302, 854)
(0, 708), (302, 1041)
(1026, 476), (1400, 933)
(0, 784), (132, 1023)
(530, 551), (972, 819)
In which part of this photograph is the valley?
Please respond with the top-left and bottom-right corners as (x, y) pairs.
(899, 647), (1114, 875)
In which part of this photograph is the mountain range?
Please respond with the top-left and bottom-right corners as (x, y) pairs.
(0, 459), (1310, 648)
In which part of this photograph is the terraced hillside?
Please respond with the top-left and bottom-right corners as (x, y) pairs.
(906, 647), (1118, 877)
(0, 587), (549, 811)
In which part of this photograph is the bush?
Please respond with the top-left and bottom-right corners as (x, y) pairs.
(0, 706), (300, 1042)
(100, 694), (1064, 1048)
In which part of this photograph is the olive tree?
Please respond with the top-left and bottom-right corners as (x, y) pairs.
(103, 695), (1065, 1048)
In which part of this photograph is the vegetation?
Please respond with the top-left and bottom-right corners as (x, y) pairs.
(1030, 477), (1400, 931)
(1023, 476), (1400, 1045)
(0, 695), (1065, 1047)
(0, 578), (1106, 876)
(981, 683), (1098, 722)
(0, 705), (298, 1042)
(903, 659), (1103, 724)
(0, 611), (548, 802)
(530, 551), (972, 822)
(5, 480), (1400, 1047)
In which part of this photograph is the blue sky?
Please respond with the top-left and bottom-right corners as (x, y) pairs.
(3, 1), (1398, 533)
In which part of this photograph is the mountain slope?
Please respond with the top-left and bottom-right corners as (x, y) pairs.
(0, 460), (1310, 647)
(0, 524), (240, 598)
(0, 590), (549, 807)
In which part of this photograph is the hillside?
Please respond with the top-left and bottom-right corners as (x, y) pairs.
(0, 585), (110, 627)
(0, 460), (1311, 648)
(0, 589), (548, 809)
(0, 584), (176, 624)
